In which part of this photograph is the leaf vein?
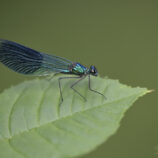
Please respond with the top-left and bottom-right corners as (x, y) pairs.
(8, 140), (28, 158)
(36, 85), (50, 125)
(8, 88), (27, 136)
(34, 129), (59, 151)
(0, 91), (145, 140)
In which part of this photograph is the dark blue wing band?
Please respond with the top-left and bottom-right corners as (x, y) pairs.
(0, 40), (43, 74)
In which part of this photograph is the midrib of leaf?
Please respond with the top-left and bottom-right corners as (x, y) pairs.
(1, 88), (146, 141)
(0, 77), (149, 158)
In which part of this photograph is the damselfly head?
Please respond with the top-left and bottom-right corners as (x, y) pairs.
(89, 65), (98, 76)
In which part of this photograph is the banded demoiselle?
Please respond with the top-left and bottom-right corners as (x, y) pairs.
(0, 39), (106, 104)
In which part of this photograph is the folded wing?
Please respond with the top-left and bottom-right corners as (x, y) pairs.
(0, 40), (72, 76)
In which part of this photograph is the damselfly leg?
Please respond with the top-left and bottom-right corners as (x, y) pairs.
(58, 75), (106, 105)
(58, 76), (85, 105)
(88, 75), (106, 99)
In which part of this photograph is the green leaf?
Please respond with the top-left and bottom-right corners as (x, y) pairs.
(0, 76), (149, 158)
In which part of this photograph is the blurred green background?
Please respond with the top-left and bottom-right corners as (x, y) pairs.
(0, 0), (157, 158)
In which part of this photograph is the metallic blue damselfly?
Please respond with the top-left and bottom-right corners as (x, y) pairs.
(0, 40), (106, 104)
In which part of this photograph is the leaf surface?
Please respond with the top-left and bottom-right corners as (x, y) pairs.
(0, 76), (148, 158)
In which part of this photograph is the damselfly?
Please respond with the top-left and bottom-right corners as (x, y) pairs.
(0, 40), (106, 104)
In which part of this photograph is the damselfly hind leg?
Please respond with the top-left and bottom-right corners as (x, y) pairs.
(46, 73), (60, 82)
(58, 76), (86, 105)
